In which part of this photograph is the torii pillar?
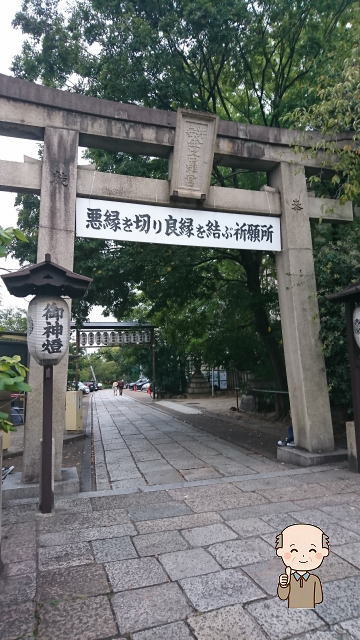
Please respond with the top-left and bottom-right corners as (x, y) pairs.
(271, 162), (339, 460)
(23, 128), (78, 482)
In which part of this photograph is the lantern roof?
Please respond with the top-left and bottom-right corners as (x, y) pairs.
(327, 280), (360, 304)
(1, 254), (92, 298)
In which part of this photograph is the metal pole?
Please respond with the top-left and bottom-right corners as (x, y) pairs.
(211, 368), (214, 397)
(40, 364), (54, 513)
(345, 302), (360, 473)
(75, 328), (80, 390)
(152, 331), (156, 401)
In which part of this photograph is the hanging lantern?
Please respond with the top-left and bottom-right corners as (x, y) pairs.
(353, 306), (360, 350)
(27, 295), (70, 366)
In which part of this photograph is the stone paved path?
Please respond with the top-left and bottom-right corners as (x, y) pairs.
(1, 390), (360, 639)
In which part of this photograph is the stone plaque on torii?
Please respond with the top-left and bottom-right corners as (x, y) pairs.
(0, 72), (354, 482)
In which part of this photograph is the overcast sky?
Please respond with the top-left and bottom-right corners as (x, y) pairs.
(0, 1), (115, 321)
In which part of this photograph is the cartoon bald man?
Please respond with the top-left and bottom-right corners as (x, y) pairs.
(276, 523), (329, 608)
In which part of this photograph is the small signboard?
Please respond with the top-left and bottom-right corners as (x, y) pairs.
(76, 198), (281, 252)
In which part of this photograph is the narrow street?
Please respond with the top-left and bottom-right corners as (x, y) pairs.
(1, 390), (360, 639)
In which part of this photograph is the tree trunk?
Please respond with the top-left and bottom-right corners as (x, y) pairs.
(242, 252), (288, 417)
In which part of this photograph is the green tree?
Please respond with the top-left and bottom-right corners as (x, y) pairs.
(287, 31), (360, 409)
(0, 307), (27, 333)
(0, 226), (30, 432)
(289, 42), (360, 203)
(10, 0), (358, 407)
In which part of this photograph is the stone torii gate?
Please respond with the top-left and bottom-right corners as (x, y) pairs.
(0, 73), (353, 482)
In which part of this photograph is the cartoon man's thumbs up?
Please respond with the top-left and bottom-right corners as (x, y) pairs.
(279, 566), (291, 587)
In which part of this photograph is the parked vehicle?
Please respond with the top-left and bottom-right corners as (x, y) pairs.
(78, 381), (90, 394)
(141, 382), (151, 392)
(128, 377), (149, 390)
(84, 381), (98, 392)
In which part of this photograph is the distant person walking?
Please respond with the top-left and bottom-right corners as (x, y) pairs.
(118, 379), (125, 396)
(112, 380), (118, 396)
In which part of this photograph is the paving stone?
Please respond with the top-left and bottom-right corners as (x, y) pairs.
(112, 582), (193, 634)
(128, 501), (192, 521)
(38, 542), (94, 571)
(168, 458), (208, 471)
(0, 541), (36, 563)
(39, 523), (137, 546)
(137, 460), (174, 473)
(340, 618), (360, 639)
(297, 630), (353, 640)
(0, 601), (35, 640)
(37, 594), (117, 640)
(211, 462), (255, 476)
(168, 483), (242, 502)
(318, 479), (360, 494)
(288, 508), (342, 529)
(246, 597), (324, 639)
(145, 470), (185, 484)
(105, 557), (168, 591)
(316, 576), (360, 623)
(221, 500), (298, 520)
(3, 559), (36, 577)
(1, 521), (36, 540)
(37, 509), (130, 533)
(180, 467), (222, 481)
(188, 604), (268, 639)
(209, 537), (274, 568)
(294, 493), (360, 511)
(320, 504), (360, 522)
(111, 478), (147, 490)
(234, 475), (304, 492)
(227, 516), (276, 538)
(37, 564), (109, 601)
(133, 530), (188, 556)
(132, 451), (163, 461)
(261, 513), (301, 531)
(256, 483), (333, 503)
(104, 441), (129, 450)
(104, 450), (131, 462)
(332, 541), (360, 569)
(0, 574), (36, 605)
(159, 548), (220, 580)
(180, 568), (264, 611)
(177, 486), (267, 513)
(91, 536), (137, 562)
(132, 621), (194, 640)
(135, 511), (222, 534)
(90, 490), (171, 511)
(55, 498), (93, 514)
(181, 523), (238, 547)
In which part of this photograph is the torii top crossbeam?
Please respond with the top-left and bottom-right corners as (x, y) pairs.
(0, 72), (341, 170)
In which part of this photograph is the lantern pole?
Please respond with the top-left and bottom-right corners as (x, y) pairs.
(40, 364), (54, 513)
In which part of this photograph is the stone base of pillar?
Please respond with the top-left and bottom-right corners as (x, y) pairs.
(187, 373), (211, 395)
(2, 466), (79, 505)
(346, 421), (357, 472)
(277, 446), (347, 467)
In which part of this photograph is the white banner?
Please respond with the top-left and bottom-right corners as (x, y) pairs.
(76, 198), (281, 252)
